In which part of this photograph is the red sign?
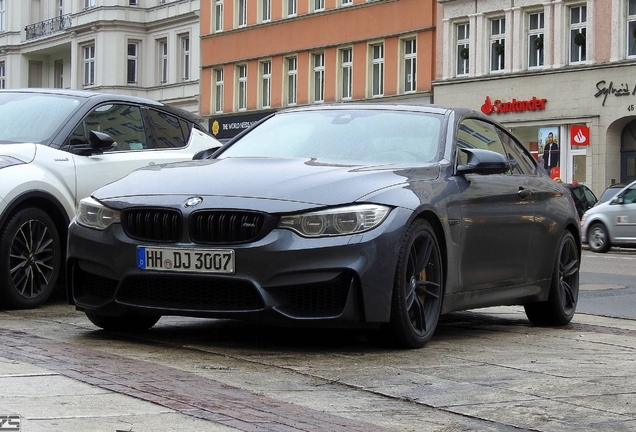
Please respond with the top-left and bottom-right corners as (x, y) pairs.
(570, 125), (590, 146)
(481, 96), (547, 115)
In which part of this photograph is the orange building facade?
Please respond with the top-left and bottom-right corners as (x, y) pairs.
(200, 0), (436, 140)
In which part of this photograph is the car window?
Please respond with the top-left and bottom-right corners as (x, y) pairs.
(499, 130), (537, 175)
(582, 186), (597, 204)
(147, 109), (190, 149)
(457, 119), (511, 172)
(70, 104), (148, 151)
(623, 185), (636, 204)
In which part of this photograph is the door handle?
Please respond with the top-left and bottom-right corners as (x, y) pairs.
(517, 187), (531, 198)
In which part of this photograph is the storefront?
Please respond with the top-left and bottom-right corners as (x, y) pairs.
(208, 111), (276, 143)
(432, 63), (636, 196)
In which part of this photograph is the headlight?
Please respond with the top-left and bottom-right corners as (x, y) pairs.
(0, 155), (25, 169)
(76, 197), (120, 230)
(278, 204), (390, 237)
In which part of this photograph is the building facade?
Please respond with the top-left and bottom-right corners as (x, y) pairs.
(199, 0), (436, 141)
(434, 0), (636, 196)
(0, 0), (201, 112)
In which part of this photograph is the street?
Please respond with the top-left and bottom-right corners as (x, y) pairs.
(1, 248), (636, 432)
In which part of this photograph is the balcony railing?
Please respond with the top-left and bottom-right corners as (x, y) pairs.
(25, 14), (72, 41)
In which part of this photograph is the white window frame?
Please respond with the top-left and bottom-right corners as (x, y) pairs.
(528, 11), (544, 69)
(370, 43), (384, 97)
(456, 22), (469, 76)
(313, 0), (325, 12)
(237, 64), (247, 111)
(215, 0), (224, 32)
(0, 62), (5, 89)
(340, 0), (353, 6)
(490, 17), (505, 73)
(285, 56), (297, 106)
(261, 0), (271, 22)
(214, 68), (224, 113)
(286, 0), (297, 17)
(569, 5), (586, 64)
(84, 0), (95, 10)
(0, 0), (5, 33)
(181, 35), (190, 81)
(260, 60), (271, 109)
(129, 0), (138, 6)
(127, 41), (139, 85)
(312, 52), (325, 103)
(340, 47), (353, 100)
(83, 44), (95, 87)
(159, 40), (168, 84)
(403, 38), (416, 93)
(237, 0), (247, 27)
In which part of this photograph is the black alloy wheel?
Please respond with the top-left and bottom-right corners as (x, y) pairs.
(389, 219), (444, 349)
(587, 222), (610, 253)
(0, 208), (61, 309)
(525, 231), (580, 326)
(85, 312), (161, 332)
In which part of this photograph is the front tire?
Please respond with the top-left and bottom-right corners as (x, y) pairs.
(0, 208), (61, 309)
(525, 231), (580, 326)
(587, 222), (610, 253)
(387, 219), (444, 349)
(86, 312), (161, 331)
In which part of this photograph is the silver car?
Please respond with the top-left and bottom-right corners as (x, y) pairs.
(581, 180), (636, 252)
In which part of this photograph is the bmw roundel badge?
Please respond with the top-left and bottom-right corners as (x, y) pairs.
(184, 197), (203, 208)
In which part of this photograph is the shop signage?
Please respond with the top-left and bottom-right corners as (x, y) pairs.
(594, 80), (636, 106)
(208, 111), (275, 140)
(481, 96), (547, 115)
(570, 125), (590, 146)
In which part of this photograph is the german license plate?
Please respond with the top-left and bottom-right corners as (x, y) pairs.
(137, 246), (235, 274)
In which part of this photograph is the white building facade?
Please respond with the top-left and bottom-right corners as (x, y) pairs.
(0, 0), (201, 113)
(434, 0), (636, 196)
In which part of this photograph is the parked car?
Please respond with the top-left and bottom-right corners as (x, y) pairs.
(68, 104), (581, 349)
(0, 89), (221, 309)
(581, 180), (636, 253)
(564, 183), (598, 219)
(597, 183), (627, 205)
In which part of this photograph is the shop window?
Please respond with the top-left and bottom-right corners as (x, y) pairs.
(528, 11), (544, 68)
(490, 18), (505, 73)
(569, 5), (586, 64)
(456, 23), (469, 76)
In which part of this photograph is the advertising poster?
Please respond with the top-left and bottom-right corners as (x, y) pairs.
(538, 126), (560, 175)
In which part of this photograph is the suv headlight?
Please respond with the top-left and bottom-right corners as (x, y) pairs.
(76, 197), (120, 230)
(0, 155), (25, 169)
(278, 204), (390, 237)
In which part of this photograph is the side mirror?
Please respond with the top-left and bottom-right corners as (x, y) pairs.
(456, 148), (511, 175)
(610, 196), (624, 205)
(193, 145), (222, 160)
(89, 130), (117, 151)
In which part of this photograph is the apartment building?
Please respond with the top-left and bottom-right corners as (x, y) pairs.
(200, 0), (436, 141)
(434, 0), (636, 195)
(0, 0), (201, 112)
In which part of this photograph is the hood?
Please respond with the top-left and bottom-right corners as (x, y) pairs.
(94, 157), (439, 207)
(0, 143), (37, 163)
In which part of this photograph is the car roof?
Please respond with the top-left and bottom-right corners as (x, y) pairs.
(276, 102), (464, 116)
(0, 88), (202, 123)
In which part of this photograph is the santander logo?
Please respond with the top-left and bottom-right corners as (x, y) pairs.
(570, 125), (590, 146)
(481, 96), (547, 115)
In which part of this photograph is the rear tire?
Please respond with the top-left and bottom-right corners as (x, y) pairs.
(525, 231), (580, 326)
(0, 208), (61, 309)
(86, 312), (161, 331)
(587, 222), (610, 253)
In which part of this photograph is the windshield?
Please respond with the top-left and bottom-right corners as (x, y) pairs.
(0, 93), (83, 144)
(218, 109), (443, 164)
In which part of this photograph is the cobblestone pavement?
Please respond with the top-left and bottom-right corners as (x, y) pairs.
(1, 302), (636, 431)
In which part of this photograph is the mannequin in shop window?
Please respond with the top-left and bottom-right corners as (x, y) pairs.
(542, 132), (559, 173)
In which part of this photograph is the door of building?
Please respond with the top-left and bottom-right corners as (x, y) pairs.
(621, 150), (636, 184)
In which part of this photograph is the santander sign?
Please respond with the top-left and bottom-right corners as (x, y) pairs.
(481, 96), (547, 115)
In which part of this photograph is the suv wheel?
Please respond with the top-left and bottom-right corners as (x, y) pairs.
(0, 208), (61, 309)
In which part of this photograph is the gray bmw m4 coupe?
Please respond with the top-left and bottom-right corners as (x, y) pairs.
(67, 104), (581, 349)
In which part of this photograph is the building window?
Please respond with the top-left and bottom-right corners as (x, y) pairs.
(629, 0), (636, 56)
(490, 18), (505, 72)
(214, 68), (224, 113)
(237, 0), (247, 27)
(569, 6), (586, 64)
(0, 0), (5, 32)
(129, 0), (138, 5)
(0, 62), (5, 89)
(127, 42), (138, 85)
(528, 12), (544, 68)
(340, 0), (352, 6)
(54, 60), (63, 88)
(313, 0), (325, 12)
(403, 39), (416, 93)
(370, 43), (384, 97)
(260, 61), (271, 108)
(286, 0), (297, 17)
(159, 40), (168, 84)
(181, 35), (190, 81)
(340, 47), (353, 100)
(215, 0), (223, 32)
(261, 0), (271, 22)
(84, 0), (95, 9)
(285, 56), (297, 105)
(83, 44), (95, 86)
(312, 53), (325, 103)
(237, 64), (247, 110)
(58, 0), (64, 16)
(456, 23), (469, 76)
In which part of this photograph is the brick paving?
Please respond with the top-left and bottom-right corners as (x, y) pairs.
(0, 328), (393, 432)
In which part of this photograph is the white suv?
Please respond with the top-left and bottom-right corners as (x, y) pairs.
(0, 89), (221, 309)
